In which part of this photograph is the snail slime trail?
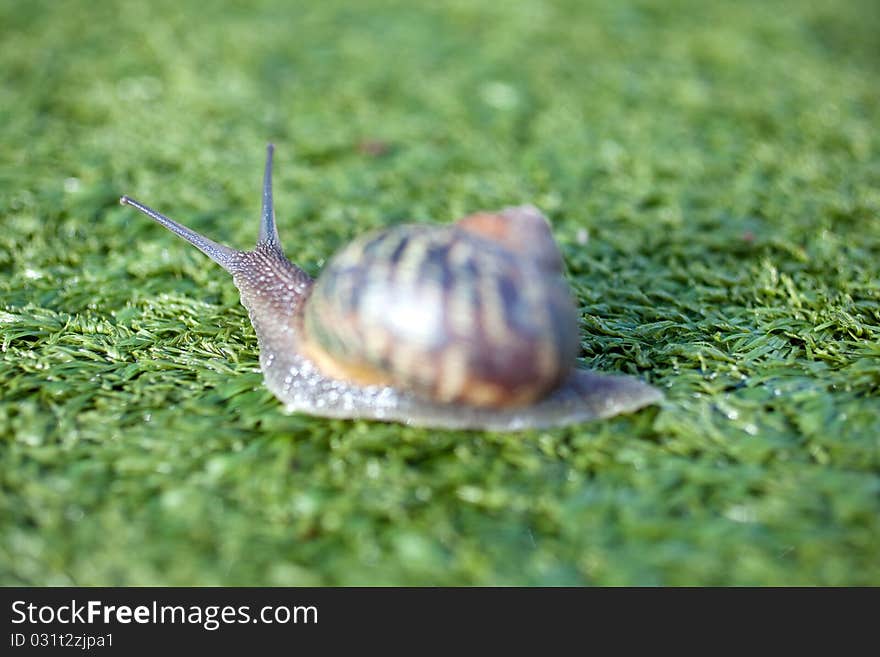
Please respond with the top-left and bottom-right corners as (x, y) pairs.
(119, 144), (662, 430)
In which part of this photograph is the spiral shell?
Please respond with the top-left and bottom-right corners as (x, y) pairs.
(300, 208), (579, 408)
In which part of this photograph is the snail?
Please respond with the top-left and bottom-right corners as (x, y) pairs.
(119, 144), (662, 430)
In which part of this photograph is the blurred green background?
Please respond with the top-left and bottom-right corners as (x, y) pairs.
(1, 0), (878, 585)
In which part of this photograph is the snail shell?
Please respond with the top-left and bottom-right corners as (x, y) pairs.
(119, 144), (661, 430)
(301, 211), (579, 408)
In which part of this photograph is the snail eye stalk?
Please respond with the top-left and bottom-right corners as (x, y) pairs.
(119, 195), (241, 272)
(258, 143), (282, 250)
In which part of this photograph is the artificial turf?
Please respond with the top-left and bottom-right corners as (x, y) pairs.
(1, 0), (878, 585)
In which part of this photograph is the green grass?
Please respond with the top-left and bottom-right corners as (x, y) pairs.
(1, 0), (879, 585)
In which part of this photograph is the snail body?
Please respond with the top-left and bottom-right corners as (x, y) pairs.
(120, 145), (661, 430)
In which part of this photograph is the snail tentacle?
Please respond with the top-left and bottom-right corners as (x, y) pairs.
(258, 143), (282, 250)
(119, 195), (242, 272)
